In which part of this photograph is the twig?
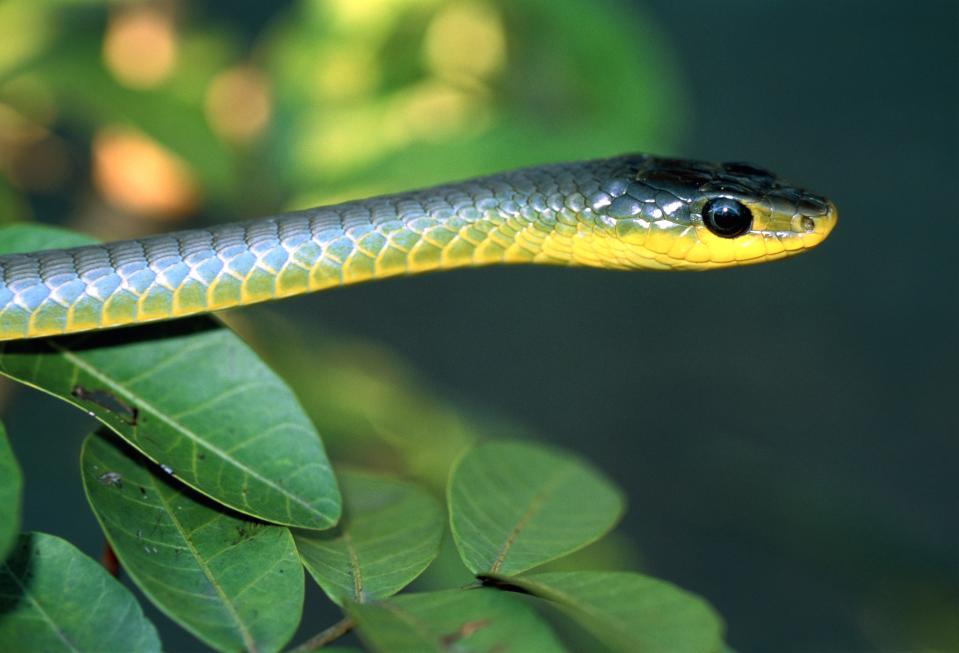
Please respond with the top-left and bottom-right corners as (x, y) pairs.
(287, 616), (355, 652)
(100, 541), (120, 578)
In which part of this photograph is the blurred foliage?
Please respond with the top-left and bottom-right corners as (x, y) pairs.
(0, 0), (684, 236)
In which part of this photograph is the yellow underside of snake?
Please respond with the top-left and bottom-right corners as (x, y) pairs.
(0, 154), (836, 341)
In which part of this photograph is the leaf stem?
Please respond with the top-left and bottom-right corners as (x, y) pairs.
(287, 616), (355, 652)
(100, 540), (120, 578)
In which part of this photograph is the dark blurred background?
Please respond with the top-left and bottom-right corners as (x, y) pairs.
(0, 1), (955, 651)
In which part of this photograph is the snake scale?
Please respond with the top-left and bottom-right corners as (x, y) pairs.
(0, 154), (836, 341)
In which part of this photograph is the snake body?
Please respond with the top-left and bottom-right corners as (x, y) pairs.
(0, 154), (836, 341)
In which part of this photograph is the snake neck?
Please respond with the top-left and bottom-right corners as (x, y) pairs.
(301, 157), (664, 290)
(301, 197), (612, 294)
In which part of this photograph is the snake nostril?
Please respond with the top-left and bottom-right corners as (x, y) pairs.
(800, 216), (816, 233)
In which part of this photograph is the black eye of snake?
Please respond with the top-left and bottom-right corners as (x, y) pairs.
(702, 198), (752, 238)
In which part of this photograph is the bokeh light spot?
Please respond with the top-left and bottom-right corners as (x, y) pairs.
(393, 80), (486, 142)
(205, 66), (272, 144)
(313, 47), (378, 101)
(102, 6), (177, 89)
(92, 126), (198, 219)
(424, 1), (505, 82)
(325, 0), (419, 31)
(296, 107), (389, 174)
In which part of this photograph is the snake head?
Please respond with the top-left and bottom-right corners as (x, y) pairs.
(597, 155), (837, 269)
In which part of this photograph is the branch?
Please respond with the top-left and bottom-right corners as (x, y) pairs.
(100, 541), (120, 578)
(287, 616), (355, 653)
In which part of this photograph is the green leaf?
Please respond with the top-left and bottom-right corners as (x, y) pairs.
(81, 430), (304, 653)
(0, 225), (341, 530)
(0, 223), (94, 254)
(0, 532), (161, 653)
(346, 588), (567, 653)
(488, 571), (724, 653)
(448, 440), (624, 576)
(294, 469), (443, 605)
(0, 422), (21, 560)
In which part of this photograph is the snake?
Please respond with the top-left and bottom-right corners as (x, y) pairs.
(0, 154), (836, 341)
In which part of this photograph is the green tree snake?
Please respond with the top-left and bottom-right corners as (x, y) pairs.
(0, 154), (836, 341)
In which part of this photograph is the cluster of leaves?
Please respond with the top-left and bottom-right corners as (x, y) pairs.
(0, 225), (725, 652)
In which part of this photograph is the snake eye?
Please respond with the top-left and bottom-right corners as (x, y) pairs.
(702, 198), (752, 238)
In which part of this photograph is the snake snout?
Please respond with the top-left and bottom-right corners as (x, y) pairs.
(793, 193), (837, 234)
(814, 200), (839, 239)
